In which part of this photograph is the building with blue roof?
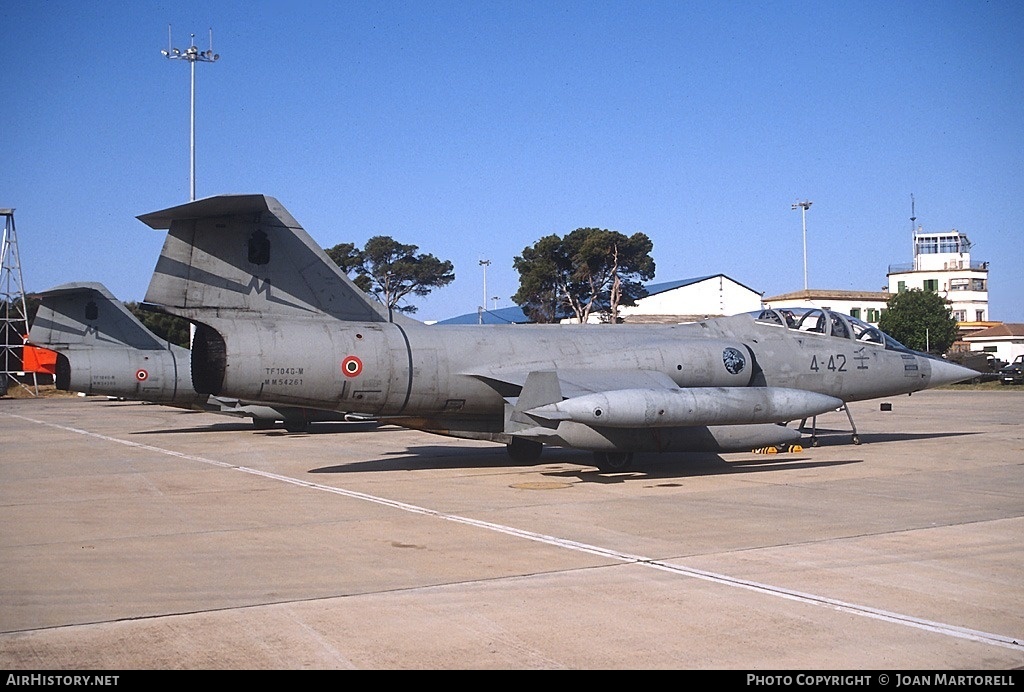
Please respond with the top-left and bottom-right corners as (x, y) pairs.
(434, 274), (763, 325)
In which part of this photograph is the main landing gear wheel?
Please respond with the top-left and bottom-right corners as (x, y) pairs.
(507, 438), (543, 464)
(593, 451), (634, 472)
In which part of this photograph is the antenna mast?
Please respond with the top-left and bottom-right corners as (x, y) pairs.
(791, 200), (813, 291)
(478, 259), (491, 324)
(910, 193), (917, 262)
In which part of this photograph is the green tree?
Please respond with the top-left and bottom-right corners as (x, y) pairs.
(878, 288), (959, 354)
(513, 228), (655, 324)
(510, 234), (567, 323)
(325, 236), (455, 316)
(125, 303), (191, 348)
(324, 242), (373, 293)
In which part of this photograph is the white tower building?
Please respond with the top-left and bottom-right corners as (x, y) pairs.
(886, 228), (989, 324)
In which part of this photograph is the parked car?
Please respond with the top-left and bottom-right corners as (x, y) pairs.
(999, 355), (1024, 385)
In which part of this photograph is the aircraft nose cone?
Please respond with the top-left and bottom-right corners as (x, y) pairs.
(929, 358), (978, 387)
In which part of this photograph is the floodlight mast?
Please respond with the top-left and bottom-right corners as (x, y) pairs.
(478, 259), (491, 324)
(791, 200), (813, 291)
(162, 26), (219, 201)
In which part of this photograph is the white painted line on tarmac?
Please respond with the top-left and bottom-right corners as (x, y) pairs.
(7, 411), (1023, 652)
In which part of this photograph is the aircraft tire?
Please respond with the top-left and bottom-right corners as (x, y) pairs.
(593, 451), (634, 472)
(252, 418), (276, 430)
(284, 420), (310, 433)
(507, 438), (543, 464)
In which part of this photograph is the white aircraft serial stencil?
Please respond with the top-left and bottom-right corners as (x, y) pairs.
(137, 195), (973, 471)
(28, 282), (361, 431)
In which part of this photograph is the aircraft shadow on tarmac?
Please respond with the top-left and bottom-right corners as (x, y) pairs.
(306, 446), (862, 479)
(304, 428), (978, 480)
(131, 417), (976, 444)
(129, 417), (384, 435)
(794, 428), (979, 446)
(123, 416), (978, 480)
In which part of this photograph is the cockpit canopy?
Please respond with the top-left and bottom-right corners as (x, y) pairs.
(753, 308), (911, 352)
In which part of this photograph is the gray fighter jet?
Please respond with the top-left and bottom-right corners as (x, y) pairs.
(27, 282), (363, 431)
(137, 195), (974, 471)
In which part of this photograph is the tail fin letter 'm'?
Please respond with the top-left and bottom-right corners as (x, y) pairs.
(138, 194), (387, 323)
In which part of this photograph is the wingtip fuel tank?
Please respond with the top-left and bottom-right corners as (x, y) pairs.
(528, 387), (844, 428)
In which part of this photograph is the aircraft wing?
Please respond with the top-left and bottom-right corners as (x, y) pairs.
(466, 368), (679, 399)
(468, 367), (843, 433)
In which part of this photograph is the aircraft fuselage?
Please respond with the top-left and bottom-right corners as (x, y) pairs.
(192, 313), (936, 425)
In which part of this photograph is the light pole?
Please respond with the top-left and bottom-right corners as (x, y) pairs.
(162, 26), (219, 201)
(478, 259), (491, 324)
(791, 200), (812, 290)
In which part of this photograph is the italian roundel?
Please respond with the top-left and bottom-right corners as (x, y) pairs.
(135, 369), (149, 382)
(341, 356), (363, 378)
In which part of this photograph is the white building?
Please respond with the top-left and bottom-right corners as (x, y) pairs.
(962, 323), (1024, 363)
(886, 228), (989, 323)
(614, 274), (763, 324)
(438, 274), (763, 325)
(762, 289), (891, 325)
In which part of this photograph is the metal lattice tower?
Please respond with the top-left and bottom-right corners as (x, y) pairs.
(1, 208), (37, 395)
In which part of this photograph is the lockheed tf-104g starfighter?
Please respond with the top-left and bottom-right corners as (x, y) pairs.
(136, 195), (973, 471)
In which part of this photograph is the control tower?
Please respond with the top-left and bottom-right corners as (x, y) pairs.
(887, 227), (990, 324)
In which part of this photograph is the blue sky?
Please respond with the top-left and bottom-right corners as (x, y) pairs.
(4, 1), (1022, 323)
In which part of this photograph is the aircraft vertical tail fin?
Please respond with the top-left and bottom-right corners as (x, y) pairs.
(138, 195), (388, 323)
(27, 282), (199, 402)
(29, 282), (166, 351)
